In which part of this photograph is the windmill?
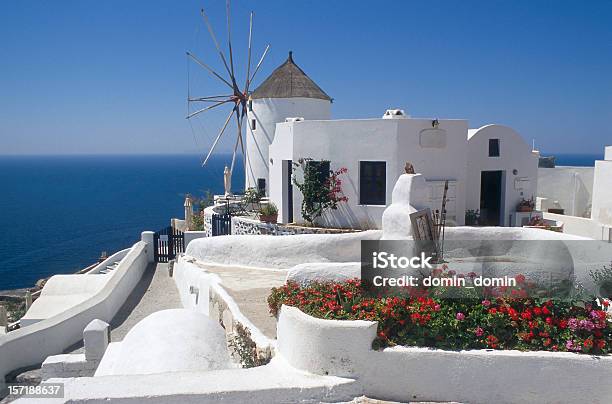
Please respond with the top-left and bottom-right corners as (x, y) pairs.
(186, 1), (270, 189)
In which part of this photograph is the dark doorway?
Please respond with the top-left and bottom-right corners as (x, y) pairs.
(480, 171), (503, 226)
(285, 160), (293, 223)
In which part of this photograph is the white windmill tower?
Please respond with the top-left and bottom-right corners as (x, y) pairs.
(246, 51), (332, 195)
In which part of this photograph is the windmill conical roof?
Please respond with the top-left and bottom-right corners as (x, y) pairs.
(251, 51), (331, 101)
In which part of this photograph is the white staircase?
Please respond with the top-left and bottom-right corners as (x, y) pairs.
(99, 261), (120, 275)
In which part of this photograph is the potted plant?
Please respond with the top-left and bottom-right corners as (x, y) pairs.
(517, 197), (535, 212)
(465, 209), (480, 226)
(259, 202), (278, 223)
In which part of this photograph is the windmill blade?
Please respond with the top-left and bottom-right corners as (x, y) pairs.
(244, 12), (253, 93)
(189, 97), (233, 103)
(186, 51), (233, 90)
(229, 111), (246, 175)
(202, 107), (235, 166)
(226, 0), (236, 81)
(186, 99), (231, 119)
(200, 8), (234, 84)
(189, 94), (232, 101)
(229, 119), (242, 174)
(238, 115), (246, 169)
(247, 44), (270, 93)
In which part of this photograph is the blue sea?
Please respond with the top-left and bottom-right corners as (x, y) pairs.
(0, 154), (244, 291)
(0, 152), (603, 291)
(552, 153), (604, 167)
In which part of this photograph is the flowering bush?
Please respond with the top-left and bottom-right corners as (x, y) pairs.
(268, 277), (612, 354)
(292, 158), (348, 224)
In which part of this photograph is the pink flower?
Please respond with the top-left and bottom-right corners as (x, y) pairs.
(474, 327), (484, 337)
(481, 299), (491, 307)
(566, 340), (582, 352)
(456, 312), (465, 321)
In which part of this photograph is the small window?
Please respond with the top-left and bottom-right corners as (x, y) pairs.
(250, 119), (256, 130)
(489, 139), (500, 157)
(257, 178), (266, 194)
(248, 99), (253, 111)
(359, 161), (386, 205)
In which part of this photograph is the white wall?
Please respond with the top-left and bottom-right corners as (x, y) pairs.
(246, 97), (331, 193)
(537, 166), (594, 217)
(20, 249), (130, 326)
(172, 258), (272, 354)
(277, 305), (612, 404)
(0, 241), (151, 387)
(591, 156), (612, 226)
(184, 230), (381, 270)
(269, 117), (468, 229)
(467, 125), (539, 226)
(543, 212), (612, 241)
(184, 231), (207, 248)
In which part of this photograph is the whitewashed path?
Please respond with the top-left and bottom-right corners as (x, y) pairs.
(69, 262), (180, 352)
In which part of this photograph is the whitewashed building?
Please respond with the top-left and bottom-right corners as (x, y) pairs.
(247, 52), (539, 229)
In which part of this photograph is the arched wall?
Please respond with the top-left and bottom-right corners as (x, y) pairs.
(467, 125), (538, 226)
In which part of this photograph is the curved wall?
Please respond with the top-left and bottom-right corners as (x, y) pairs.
(0, 241), (150, 387)
(184, 230), (381, 270)
(277, 305), (612, 404)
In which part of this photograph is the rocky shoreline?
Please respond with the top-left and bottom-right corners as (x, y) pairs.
(1, 281), (45, 326)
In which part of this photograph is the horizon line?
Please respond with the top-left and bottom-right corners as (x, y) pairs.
(0, 151), (605, 157)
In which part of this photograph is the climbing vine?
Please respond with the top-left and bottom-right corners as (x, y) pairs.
(292, 158), (348, 225)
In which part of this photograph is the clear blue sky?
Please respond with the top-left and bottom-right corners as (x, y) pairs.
(1, 0), (611, 155)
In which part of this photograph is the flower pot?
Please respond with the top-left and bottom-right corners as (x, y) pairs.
(517, 206), (533, 212)
(259, 213), (278, 223)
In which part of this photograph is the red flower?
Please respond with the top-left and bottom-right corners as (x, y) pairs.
(515, 274), (526, 284)
(486, 335), (499, 348)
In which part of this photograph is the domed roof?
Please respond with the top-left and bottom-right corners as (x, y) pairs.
(109, 309), (231, 376)
(251, 51), (331, 101)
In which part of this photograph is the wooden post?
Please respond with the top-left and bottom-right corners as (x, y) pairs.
(25, 291), (33, 310)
